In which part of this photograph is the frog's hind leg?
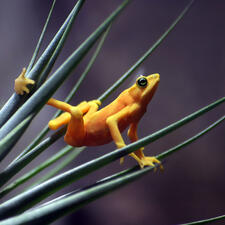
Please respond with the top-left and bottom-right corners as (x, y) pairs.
(47, 98), (88, 130)
(47, 98), (101, 146)
(64, 106), (86, 146)
(47, 98), (73, 130)
(48, 112), (71, 130)
(65, 100), (101, 146)
(47, 98), (74, 113)
(47, 98), (85, 146)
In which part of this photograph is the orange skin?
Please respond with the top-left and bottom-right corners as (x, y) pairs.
(47, 74), (162, 169)
(14, 68), (162, 168)
(14, 70), (162, 168)
(14, 68), (35, 95)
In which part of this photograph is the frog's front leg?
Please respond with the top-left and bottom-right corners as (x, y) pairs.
(14, 68), (35, 95)
(106, 106), (131, 164)
(127, 122), (163, 170)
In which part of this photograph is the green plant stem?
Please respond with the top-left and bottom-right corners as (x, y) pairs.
(8, 0), (89, 165)
(0, 96), (223, 219)
(98, 0), (195, 102)
(36, 0), (86, 88)
(63, 24), (112, 104)
(0, 0), (80, 127)
(27, 147), (85, 190)
(6, 0), (193, 165)
(0, 0), (85, 165)
(0, 127), (66, 188)
(157, 115), (225, 160)
(26, 0), (57, 73)
(4, 113), (222, 225)
(8, 0), (193, 183)
(0, 115), (34, 162)
(11, 0), (194, 170)
(0, 0), (131, 152)
(0, 146), (84, 199)
(2, 25), (111, 195)
(181, 214), (225, 224)
(0, 165), (153, 225)
(34, 165), (140, 209)
(50, 114), (225, 207)
(10, 24), (111, 165)
(7, 0), (194, 184)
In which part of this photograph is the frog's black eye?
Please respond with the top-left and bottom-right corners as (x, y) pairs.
(137, 77), (148, 87)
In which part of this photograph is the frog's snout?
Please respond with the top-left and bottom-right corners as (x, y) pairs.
(148, 73), (160, 82)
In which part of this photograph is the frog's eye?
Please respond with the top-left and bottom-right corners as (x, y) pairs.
(136, 76), (148, 87)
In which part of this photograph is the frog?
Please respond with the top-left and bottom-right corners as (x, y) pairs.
(14, 70), (162, 169)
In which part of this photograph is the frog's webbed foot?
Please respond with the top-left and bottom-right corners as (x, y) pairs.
(138, 156), (163, 171)
(88, 99), (101, 106)
(129, 151), (163, 170)
(14, 68), (35, 95)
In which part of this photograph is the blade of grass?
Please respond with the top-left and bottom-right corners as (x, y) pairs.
(0, 96), (223, 219)
(36, 0), (87, 88)
(0, 114), (223, 225)
(11, 24), (112, 164)
(0, 146), (84, 199)
(6, 0), (194, 163)
(61, 24), (112, 104)
(35, 165), (141, 209)
(38, 165), (139, 208)
(26, 0), (85, 81)
(27, 147), (85, 190)
(7, 0), (194, 175)
(32, 165), (142, 210)
(40, 107), (225, 209)
(157, 115), (225, 160)
(0, 0), (131, 160)
(0, 115), (33, 163)
(98, 0), (195, 102)
(0, 165), (153, 225)
(26, 0), (57, 73)
(0, 0), (56, 127)
(0, 0), (81, 127)
(0, 127), (66, 188)
(181, 214), (225, 224)
(7, 0), (193, 163)
(4, 26), (111, 196)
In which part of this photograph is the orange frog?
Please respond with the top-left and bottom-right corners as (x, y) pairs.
(15, 71), (162, 169)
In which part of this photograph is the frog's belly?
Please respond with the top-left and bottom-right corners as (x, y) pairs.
(83, 118), (129, 146)
(84, 127), (112, 146)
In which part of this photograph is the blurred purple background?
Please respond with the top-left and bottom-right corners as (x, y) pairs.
(0, 0), (224, 224)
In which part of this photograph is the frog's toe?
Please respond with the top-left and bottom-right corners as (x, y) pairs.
(89, 99), (101, 106)
(48, 112), (71, 130)
(14, 68), (35, 95)
(22, 86), (30, 94)
(26, 78), (35, 85)
(15, 79), (34, 95)
(139, 156), (163, 171)
(120, 157), (125, 164)
(95, 100), (101, 106)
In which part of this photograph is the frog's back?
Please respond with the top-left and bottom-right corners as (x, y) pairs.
(83, 91), (136, 146)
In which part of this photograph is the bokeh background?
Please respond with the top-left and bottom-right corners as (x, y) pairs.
(0, 0), (224, 224)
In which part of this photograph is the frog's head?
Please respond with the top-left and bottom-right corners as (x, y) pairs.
(129, 74), (160, 105)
